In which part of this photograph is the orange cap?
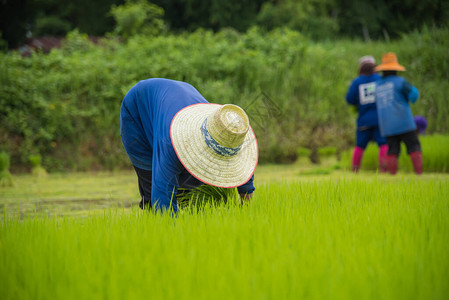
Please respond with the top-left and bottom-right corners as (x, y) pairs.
(375, 52), (406, 72)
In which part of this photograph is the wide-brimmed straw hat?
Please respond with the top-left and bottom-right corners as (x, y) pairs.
(375, 52), (406, 71)
(170, 103), (258, 188)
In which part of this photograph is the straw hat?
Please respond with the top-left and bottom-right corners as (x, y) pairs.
(375, 52), (406, 71)
(170, 103), (258, 188)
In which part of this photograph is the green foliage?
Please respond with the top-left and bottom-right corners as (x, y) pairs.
(34, 16), (72, 36)
(0, 0), (36, 48)
(256, 0), (449, 41)
(0, 31), (8, 51)
(2, 0), (448, 50)
(153, 0), (265, 32)
(61, 29), (94, 53)
(257, 0), (339, 40)
(109, 0), (165, 40)
(333, 0), (448, 40)
(0, 0), (125, 48)
(0, 27), (448, 171)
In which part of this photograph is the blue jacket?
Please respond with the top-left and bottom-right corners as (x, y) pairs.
(120, 79), (255, 212)
(375, 75), (419, 137)
(345, 73), (382, 128)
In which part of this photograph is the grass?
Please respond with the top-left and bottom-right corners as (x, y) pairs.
(1, 167), (448, 299)
(0, 171), (139, 217)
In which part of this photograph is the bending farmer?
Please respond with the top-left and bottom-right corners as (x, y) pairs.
(345, 55), (388, 172)
(375, 53), (422, 174)
(120, 78), (259, 213)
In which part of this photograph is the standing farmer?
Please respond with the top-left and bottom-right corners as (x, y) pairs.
(120, 78), (258, 213)
(346, 55), (388, 172)
(375, 53), (422, 174)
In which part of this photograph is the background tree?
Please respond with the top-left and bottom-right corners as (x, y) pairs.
(334, 0), (448, 40)
(109, 0), (165, 40)
(152, 0), (266, 31)
(0, 0), (36, 48)
(256, 0), (339, 40)
(256, 0), (449, 40)
(1, 0), (448, 49)
(0, 0), (124, 48)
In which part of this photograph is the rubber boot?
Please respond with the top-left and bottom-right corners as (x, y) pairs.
(410, 151), (423, 174)
(387, 154), (398, 175)
(352, 146), (364, 172)
(378, 145), (388, 173)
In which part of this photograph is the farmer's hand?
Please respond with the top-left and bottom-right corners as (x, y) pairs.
(239, 193), (253, 206)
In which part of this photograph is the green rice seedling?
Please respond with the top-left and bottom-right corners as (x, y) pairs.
(299, 167), (333, 175)
(29, 154), (47, 178)
(1, 176), (448, 300)
(297, 147), (311, 158)
(177, 185), (240, 211)
(399, 134), (449, 172)
(0, 152), (13, 187)
(317, 146), (338, 166)
(317, 146), (337, 157)
(295, 147), (313, 166)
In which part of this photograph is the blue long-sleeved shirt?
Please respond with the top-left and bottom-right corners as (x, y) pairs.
(345, 73), (382, 128)
(375, 75), (419, 137)
(120, 78), (255, 212)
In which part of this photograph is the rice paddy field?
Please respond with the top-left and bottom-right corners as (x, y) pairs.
(1, 165), (448, 300)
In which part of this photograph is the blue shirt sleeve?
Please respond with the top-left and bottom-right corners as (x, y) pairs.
(151, 145), (181, 213)
(345, 80), (358, 106)
(402, 81), (419, 104)
(237, 174), (255, 195)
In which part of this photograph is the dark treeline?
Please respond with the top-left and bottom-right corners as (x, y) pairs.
(1, 0), (448, 49)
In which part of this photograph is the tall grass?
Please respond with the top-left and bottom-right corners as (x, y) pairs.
(1, 177), (448, 299)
